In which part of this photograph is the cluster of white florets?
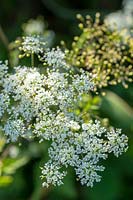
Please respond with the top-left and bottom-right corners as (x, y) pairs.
(0, 47), (128, 188)
(0, 60), (8, 85)
(0, 54), (92, 142)
(22, 17), (55, 48)
(41, 120), (128, 187)
(105, 0), (133, 32)
(43, 47), (67, 68)
(19, 35), (46, 54)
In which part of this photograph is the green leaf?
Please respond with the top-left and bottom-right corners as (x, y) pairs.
(0, 138), (6, 153)
(100, 91), (133, 131)
(0, 176), (13, 187)
(2, 156), (29, 175)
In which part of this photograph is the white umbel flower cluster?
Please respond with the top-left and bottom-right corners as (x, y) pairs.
(105, 0), (133, 33)
(41, 120), (128, 187)
(22, 17), (55, 48)
(0, 54), (92, 142)
(43, 47), (67, 68)
(0, 61), (8, 85)
(19, 35), (46, 54)
(0, 48), (128, 188)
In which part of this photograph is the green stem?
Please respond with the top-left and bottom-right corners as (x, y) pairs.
(31, 53), (34, 67)
(0, 25), (9, 50)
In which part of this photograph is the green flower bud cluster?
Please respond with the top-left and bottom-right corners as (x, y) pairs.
(66, 14), (133, 91)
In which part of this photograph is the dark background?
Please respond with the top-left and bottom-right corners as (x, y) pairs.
(0, 0), (123, 46)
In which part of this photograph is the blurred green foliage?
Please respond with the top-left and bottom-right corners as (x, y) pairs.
(0, 135), (29, 188)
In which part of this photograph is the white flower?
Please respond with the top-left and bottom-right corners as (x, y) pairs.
(69, 121), (80, 131)
(20, 35), (46, 54)
(105, 0), (133, 33)
(0, 93), (10, 117)
(22, 18), (46, 35)
(106, 128), (128, 157)
(22, 17), (55, 48)
(42, 47), (67, 68)
(0, 60), (8, 85)
(41, 162), (67, 187)
(41, 120), (128, 187)
(0, 47), (128, 188)
(4, 119), (26, 142)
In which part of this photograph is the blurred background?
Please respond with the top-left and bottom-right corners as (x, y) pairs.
(0, 0), (131, 53)
(0, 0), (133, 200)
